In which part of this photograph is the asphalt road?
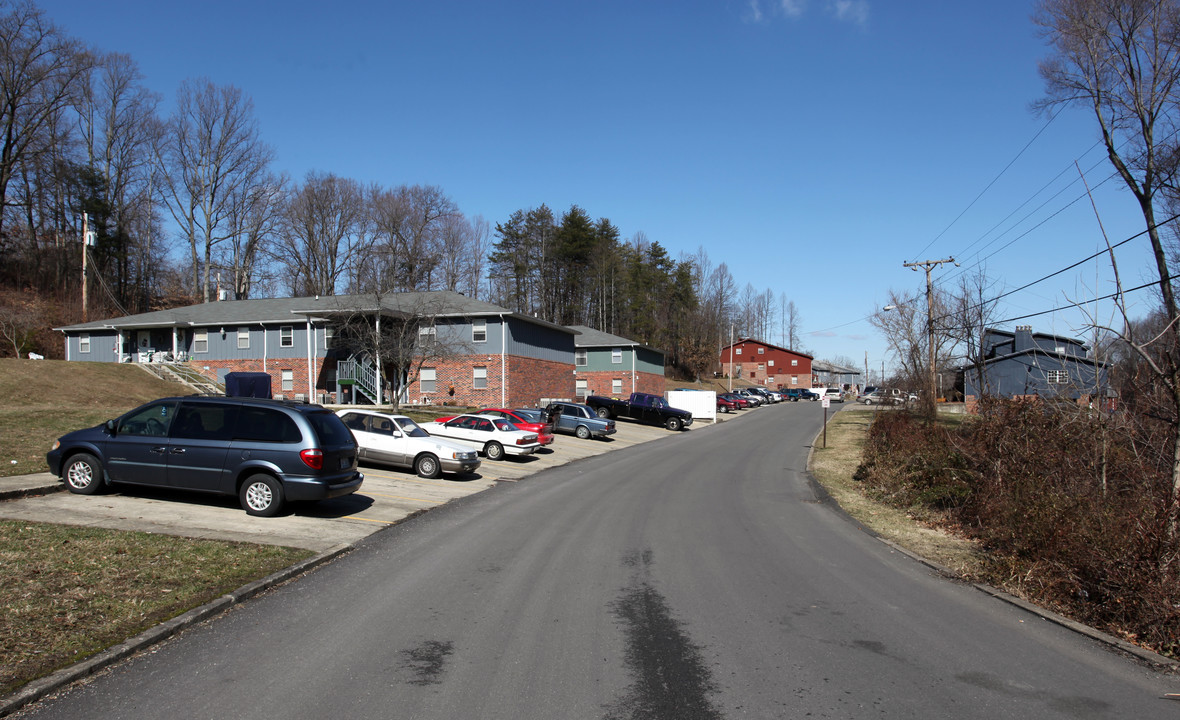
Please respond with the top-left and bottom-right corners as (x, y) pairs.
(15, 403), (1180, 719)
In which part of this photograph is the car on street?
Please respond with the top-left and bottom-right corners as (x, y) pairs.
(542, 401), (618, 439)
(800, 389), (820, 401)
(337, 410), (481, 478)
(421, 414), (541, 459)
(47, 396), (364, 517)
(824, 388), (845, 403)
(860, 390), (900, 405)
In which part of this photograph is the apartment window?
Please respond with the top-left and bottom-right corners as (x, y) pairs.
(473, 366), (487, 390)
(768, 360), (774, 367)
(1047, 370), (1069, 384)
(281, 369), (293, 392)
(238, 327), (250, 349)
(472, 319), (487, 343)
(79, 333), (90, 353)
(280, 325), (293, 348)
(612, 347), (622, 364)
(791, 375), (798, 385)
(193, 329), (208, 353)
(612, 378), (623, 395)
(758, 347), (765, 354)
(575, 349), (588, 366)
(324, 326), (335, 349)
(576, 378), (588, 397)
(758, 363), (765, 371)
(420, 368), (436, 393)
(735, 348), (742, 355)
(791, 359), (798, 366)
(418, 325), (436, 347)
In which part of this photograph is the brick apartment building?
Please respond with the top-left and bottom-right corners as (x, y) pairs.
(720, 339), (813, 389)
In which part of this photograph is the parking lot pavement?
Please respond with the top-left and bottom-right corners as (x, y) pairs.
(0, 417), (720, 551)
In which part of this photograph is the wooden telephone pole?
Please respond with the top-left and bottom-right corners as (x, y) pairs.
(903, 257), (956, 419)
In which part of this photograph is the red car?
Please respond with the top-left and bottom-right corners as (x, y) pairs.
(717, 395), (740, 413)
(718, 392), (752, 410)
(434, 408), (555, 446)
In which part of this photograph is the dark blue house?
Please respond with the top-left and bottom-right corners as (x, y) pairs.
(963, 325), (1113, 408)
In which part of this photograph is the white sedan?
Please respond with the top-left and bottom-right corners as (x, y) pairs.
(421, 414), (541, 460)
(337, 410), (481, 478)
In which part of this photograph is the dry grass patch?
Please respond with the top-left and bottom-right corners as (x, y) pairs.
(810, 407), (983, 575)
(0, 520), (313, 695)
(0, 359), (188, 477)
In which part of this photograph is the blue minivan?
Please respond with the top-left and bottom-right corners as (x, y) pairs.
(47, 396), (363, 517)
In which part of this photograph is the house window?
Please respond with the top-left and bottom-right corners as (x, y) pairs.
(768, 360), (774, 367)
(758, 347), (765, 354)
(79, 333), (90, 353)
(472, 319), (487, 343)
(193, 329), (208, 353)
(758, 363), (765, 371)
(418, 325), (436, 347)
(612, 378), (623, 395)
(791, 359), (798, 366)
(575, 349), (588, 366)
(238, 327), (250, 349)
(735, 348), (742, 355)
(791, 375), (798, 385)
(473, 366), (487, 390)
(281, 369), (293, 392)
(324, 326), (335, 348)
(280, 326), (293, 348)
(612, 347), (622, 364)
(1047, 370), (1069, 384)
(420, 368), (436, 393)
(576, 378), (588, 398)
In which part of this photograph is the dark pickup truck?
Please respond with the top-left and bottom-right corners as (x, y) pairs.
(585, 392), (693, 431)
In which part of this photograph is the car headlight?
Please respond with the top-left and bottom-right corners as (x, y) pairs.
(51, 440), (60, 451)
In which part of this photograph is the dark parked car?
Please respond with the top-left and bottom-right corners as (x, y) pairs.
(47, 396), (363, 517)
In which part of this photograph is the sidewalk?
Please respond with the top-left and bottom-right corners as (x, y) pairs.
(0, 472), (61, 501)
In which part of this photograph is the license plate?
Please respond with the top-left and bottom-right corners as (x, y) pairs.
(340, 456), (352, 469)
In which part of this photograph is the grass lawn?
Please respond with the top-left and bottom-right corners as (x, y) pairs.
(0, 520), (313, 696)
(0, 359), (187, 477)
(809, 406), (983, 575)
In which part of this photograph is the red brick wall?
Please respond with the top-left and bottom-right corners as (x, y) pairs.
(577, 370), (664, 398)
(404, 354), (575, 408)
(187, 358), (337, 401)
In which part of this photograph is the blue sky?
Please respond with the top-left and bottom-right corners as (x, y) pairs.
(41, 0), (1158, 375)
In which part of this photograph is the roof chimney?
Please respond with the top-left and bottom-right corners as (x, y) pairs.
(1014, 325), (1034, 353)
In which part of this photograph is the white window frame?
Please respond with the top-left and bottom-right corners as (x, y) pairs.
(473, 366), (487, 390)
(420, 368), (437, 393)
(472, 319), (487, 343)
(758, 347), (765, 354)
(193, 329), (208, 354)
(281, 369), (294, 392)
(79, 333), (90, 353)
(1047, 369), (1069, 384)
(324, 326), (335, 349)
(575, 378), (588, 398)
(735, 348), (742, 355)
(612, 378), (623, 395)
(575, 349), (588, 366)
(612, 347), (623, 364)
(418, 325), (437, 347)
(238, 327), (250, 349)
(791, 359), (798, 366)
(280, 325), (293, 348)
(791, 375), (798, 385)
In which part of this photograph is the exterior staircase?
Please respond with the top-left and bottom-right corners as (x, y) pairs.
(337, 356), (380, 404)
(137, 362), (224, 396)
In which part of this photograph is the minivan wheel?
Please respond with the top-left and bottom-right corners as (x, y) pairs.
(240, 474), (284, 517)
(575, 424), (592, 440)
(63, 453), (104, 495)
(485, 441), (505, 461)
(415, 453), (441, 478)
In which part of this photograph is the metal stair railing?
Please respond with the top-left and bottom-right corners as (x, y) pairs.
(338, 356), (379, 404)
(136, 362), (224, 396)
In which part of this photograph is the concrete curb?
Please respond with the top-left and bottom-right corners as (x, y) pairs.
(0, 543), (354, 717)
(811, 408), (1179, 672)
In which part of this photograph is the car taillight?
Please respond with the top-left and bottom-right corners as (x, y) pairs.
(300, 448), (324, 469)
(517, 435), (536, 445)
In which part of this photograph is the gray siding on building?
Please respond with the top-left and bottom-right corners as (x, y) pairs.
(506, 318), (575, 362)
(67, 330), (119, 362)
(965, 352), (1105, 399)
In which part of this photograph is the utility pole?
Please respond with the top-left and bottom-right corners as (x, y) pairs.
(903, 257), (956, 419)
(81, 213), (91, 322)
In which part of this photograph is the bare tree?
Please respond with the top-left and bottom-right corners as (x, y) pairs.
(1036, 0), (1180, 536)
(368, 184), (458, 292)
(275, 171), (365, 297)
(156, 78), (274, 302)
(0, 2), (91, 241)
(869, 288), (956, 395)
(947, 267), (1001, 398)
(221, 172), (285, 299)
